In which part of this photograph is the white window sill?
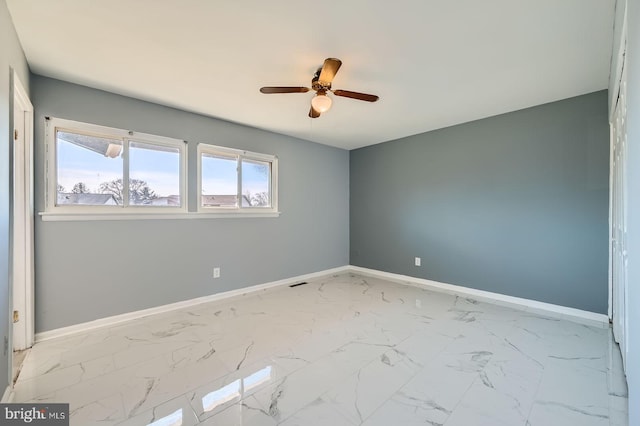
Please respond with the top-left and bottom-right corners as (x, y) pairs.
(39, 211), (281, 222)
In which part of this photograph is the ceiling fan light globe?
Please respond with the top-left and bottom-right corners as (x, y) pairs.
(105, 143), (122, 158)
(311, 94), (332, 113)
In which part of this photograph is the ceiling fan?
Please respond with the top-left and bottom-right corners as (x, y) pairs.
(260, 58), (379, 118)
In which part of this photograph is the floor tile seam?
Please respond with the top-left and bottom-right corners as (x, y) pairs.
(127, 393), (200, 425)
(438, 370), (483, 426)
(16, 348), (124, 390)
(16, 363), (65, 385)
(272, 332), (363, 368)
(102, 391), (126, 424)
(251, 378), (296, 425)
(432, 344), (502, 425)
(258, 352), (377, 426)
(82, 335), (210, 378)
(66, 389), (125, 424)
(523, 360), (547, 425)
(356, 333), (459, 425)
(353, 359), (428, 425)
(259, 314), (440, 424)
(466, 324), (518, 353)
(284, 393), (358, 426)
(186, 385), (218, 423)
(174, 357), (266, 412)
(32, 338), (147, 373)
(193, 394), (262, 425)
(14, 349), (42, 382)
(484, 316), (540, 364)
(500, 317), (554, 368)
(475, 359), (542, 423)
(606, 398), (627, 426)
(606, 382), (629, 426)
(114, 391), (127, 425)
(17, 343), (219, 403)
(604, 349), (628, 398)
(188, 351), (321, 423)
(14, 362), (90, 399)
(529, 362), (613, 410)
(225, 346), (319, 385)
(122, 378), (193, 421)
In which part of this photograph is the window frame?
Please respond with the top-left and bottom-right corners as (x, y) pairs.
(197, 143), (279, 215)
(45, 117), (188, 215)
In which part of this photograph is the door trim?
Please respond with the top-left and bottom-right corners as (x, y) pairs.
(11, 71), (34, 352)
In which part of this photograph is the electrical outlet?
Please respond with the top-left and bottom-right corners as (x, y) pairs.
(213, 267), (221, 278)
(415, 257), (421, 266)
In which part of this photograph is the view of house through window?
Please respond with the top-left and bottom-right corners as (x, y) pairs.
(200, 153), (238, 208)
(199, 145), (277, 211)
(129, 141), (181, 206)
(56, 131), (123, 206)
(49, 118), (186, 211)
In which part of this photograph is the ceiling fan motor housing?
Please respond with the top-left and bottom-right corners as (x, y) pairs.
(312, 68), (330, 91)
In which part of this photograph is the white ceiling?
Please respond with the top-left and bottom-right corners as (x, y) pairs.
(7, 0), (615, 150)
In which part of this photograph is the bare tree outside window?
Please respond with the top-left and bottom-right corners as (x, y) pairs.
(99, 178), (157, 205)
(243, 191), (269, 207)
(72, 182), (90, 194)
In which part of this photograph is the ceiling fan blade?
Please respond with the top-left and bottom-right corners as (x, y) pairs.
(332, 89), (379, 102)
(260, 86), (310, 94)
(309, 106), (321, 118)
(318, 58), (342, 86)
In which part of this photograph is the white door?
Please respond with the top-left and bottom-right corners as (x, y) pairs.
(12, 74), (34, 352)
(611, 60), (628, 372)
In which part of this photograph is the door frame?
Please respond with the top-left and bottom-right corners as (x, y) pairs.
(608, 5), (628, 371)
(609, 1), (627, 322)
(11, 70), (34, 352)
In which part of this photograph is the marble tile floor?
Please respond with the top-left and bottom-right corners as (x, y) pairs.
(12, 348), (29, 384)
(13, 273), (628, 425)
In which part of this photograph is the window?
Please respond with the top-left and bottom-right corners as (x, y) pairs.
(198, 144), (278, 213)
(43, 118), (279, 220)
(46, 117), (187, 214)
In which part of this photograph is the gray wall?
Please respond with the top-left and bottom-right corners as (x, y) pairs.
(1, 0), (30, 391)
(31, 75), (349, 332)
(618, 0), (639, 423)
(351, 91), (609, 314)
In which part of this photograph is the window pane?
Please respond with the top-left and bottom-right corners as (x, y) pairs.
(241, 159), (271, 207)
(129, 141), (181, 207)
(201, 153), (238, 207)
(56, 130), (123, 206)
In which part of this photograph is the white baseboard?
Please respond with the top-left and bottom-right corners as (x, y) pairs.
(35, 266), (350, 342)
(1, 385), (14, 403)
(36, 264), (609, 343)
(348, 266), (610, 327)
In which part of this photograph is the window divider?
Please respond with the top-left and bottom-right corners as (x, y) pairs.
(236, 156), (243, 207)
(123, 138), (130, 208)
